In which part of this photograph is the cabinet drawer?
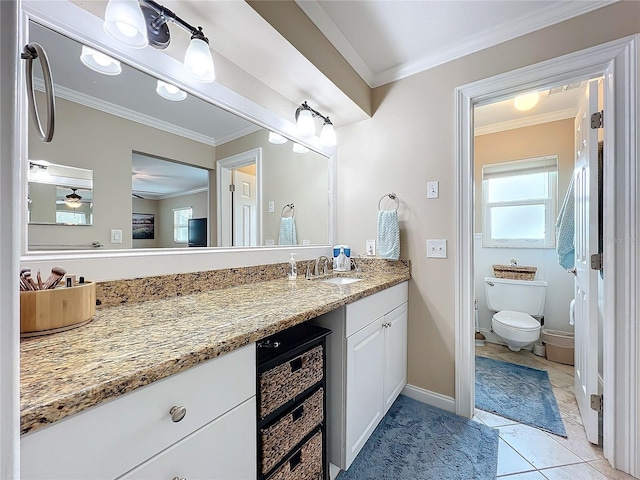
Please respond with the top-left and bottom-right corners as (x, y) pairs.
(21, 343), (256, 480)
(119, 397), (256, 480)
(259, 344), (323, 419)
(346, 282), (408, 336)
(260, 388), (324, 475)
(266, 429), (323, 480)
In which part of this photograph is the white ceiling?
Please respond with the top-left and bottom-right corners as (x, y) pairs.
(297, 0), (614, 88)
(132, 153), (208, 200)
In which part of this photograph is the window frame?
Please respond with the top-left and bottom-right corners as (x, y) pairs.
(173, 207), (193, 244)
(481, 155), (558, 248)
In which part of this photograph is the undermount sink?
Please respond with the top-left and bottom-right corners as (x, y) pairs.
(322, 277), (363, 286)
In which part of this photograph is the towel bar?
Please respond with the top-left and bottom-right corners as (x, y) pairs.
(378, 193), (399, 211)
(281, 203), (295, 217)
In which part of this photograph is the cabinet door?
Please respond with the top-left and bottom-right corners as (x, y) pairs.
(383, 303), (408, 414)
(119, 397), (256, 480)
(345, 318), (384, 469)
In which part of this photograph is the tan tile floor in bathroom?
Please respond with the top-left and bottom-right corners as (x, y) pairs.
(474, 343), (636, 480)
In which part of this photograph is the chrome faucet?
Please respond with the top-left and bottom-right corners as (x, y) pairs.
(314, 256), (331, 276)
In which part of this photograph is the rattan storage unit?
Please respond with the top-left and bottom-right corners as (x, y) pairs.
(257, 323), (331, 480)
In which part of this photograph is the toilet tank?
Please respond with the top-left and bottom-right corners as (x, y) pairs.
(484, 276), (547, 317)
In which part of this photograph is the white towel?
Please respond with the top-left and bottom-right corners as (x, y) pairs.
(377, 210), (400, 260)
(556, 176), (575, 270)
(278, 216), (297, 245)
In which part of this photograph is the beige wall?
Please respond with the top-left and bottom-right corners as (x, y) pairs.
(216, 130), (330, 246)
(158, 192), (209, 248)
(474, 118), (575, 232)
(336, 1), (640, 397)
(28, 95), (215, 250)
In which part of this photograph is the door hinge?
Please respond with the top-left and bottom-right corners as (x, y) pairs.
(590, 394), (603, 413)
(591, 253), (603, 270)
(228, 184), (235, 192)
(591, 110), (603, 129)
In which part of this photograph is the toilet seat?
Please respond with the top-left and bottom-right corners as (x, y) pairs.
(492, 310), (540, 332)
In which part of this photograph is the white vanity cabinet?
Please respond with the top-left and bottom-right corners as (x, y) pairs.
(21, 344), (256, 480)
(312, 282), (408, 470)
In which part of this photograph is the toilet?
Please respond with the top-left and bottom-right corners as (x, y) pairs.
(484, 276), (547, 351)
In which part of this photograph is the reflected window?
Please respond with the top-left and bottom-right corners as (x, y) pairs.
(56, 211), (87, 224)
(173, 207), (192, 243)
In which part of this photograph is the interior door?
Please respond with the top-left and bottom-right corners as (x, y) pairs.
(232, 170), (256, 246)
(573, 79), (599, 444)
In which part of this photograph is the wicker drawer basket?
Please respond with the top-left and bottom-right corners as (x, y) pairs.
(260, 388), (324, 475)
(266, 430), (323, 480)
(259, 345), (323, 420)
(492, 264), (537, 280)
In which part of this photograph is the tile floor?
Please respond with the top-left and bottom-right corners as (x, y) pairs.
(474, 342), (636, 480)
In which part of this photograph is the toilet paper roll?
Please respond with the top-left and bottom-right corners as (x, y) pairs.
(569, 298), (576, 326)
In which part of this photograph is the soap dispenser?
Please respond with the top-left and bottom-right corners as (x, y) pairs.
(336, 247), (347, 272)
(288, 253), (297, 280)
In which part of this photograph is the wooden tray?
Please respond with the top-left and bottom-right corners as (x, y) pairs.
(20, 281), (96, 337)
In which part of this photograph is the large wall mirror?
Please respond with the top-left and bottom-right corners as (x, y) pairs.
(26, 19), (331, 252)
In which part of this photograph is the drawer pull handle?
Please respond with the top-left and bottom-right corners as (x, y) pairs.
(292, 404), (304, 421)
(290, 357), (303, 372)
(170, 405), (187, 422)
(289, 450), (302, 470)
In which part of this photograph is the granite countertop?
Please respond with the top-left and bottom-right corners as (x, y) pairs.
(20, 266), (410, 436)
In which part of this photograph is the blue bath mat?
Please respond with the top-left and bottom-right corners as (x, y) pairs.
(475, 355), (567, 437)
(338, 394), (499, 480)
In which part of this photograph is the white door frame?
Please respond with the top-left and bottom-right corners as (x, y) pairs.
(216, 148), (262, 247)
(455, 35), (639, 475)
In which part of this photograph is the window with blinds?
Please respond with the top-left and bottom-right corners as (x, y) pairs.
(173, 207), (192, 243)
(482, 155), (558, 248)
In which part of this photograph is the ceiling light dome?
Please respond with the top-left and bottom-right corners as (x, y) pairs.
(268, 131), (287, 144)
(65, 188), (83, 209)
(103, 0), (148, 49)
(514, 91), (540, 111)
(156, 80), (187, 101)
(80, 46), (122, 75)
(293, 143), (309, 154)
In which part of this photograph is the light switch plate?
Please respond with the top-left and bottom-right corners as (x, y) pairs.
(268, 201), (275, 213)
(111, 229), (123, 244)
(426, 239), (447, 258)
(427, 181), (439, 199)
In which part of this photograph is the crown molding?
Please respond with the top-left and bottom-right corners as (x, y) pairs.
(33, 79), (260, 147)
(474, 108), (576, 136)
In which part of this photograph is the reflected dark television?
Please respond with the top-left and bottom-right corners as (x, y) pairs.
(188, 218), (207, 247)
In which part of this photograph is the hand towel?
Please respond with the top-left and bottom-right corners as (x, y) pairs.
(278, 216), (297, 245)
(377, 210), (400, 260)
(555, 176), (575, 270)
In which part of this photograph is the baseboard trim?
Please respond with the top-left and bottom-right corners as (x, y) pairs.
(401, 384), (456, 413)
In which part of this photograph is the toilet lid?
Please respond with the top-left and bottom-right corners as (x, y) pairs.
(493, 310), (540, 331)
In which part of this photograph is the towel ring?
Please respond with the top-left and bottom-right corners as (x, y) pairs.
(378, 193), (400, 212)
(281, 203), (295, 217)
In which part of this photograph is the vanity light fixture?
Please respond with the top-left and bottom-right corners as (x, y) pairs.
(29, 161), (49, 179)
(65, 188), (83, 209)
(292, 143), (309, 154)
(514, 91), (540, 111)
(103, 0), (215, 82)
(80, 46), (122, 75)
(156, 80), (187, 101)
(295, 101), (337, 146)
(268, 131), (287, 144)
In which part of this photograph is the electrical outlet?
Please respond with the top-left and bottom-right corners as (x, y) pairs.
(366, 239), (376, 256)
(426, 239), (447, 258)
(427, 181), (439, 199)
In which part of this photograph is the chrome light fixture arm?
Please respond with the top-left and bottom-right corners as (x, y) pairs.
(139, 0), (209, 48)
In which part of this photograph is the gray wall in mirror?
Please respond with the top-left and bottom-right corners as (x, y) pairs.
(27, 22), (330, 251)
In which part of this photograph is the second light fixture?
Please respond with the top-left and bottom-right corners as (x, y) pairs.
(295, 101), (337, 147)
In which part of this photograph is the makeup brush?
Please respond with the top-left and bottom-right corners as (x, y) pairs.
(24, 271), (38, 291)
(36, 270), (43, 290)
(43, 266), (67, 289)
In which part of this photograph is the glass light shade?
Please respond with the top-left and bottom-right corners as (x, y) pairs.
(103, 0), (148, 49)
(514, 91), (540, 111)
(268, 131), (287, 144)
(80, 46), (122, 75)
(293, 143), (309, 154)
(156, 80), (187, 101)
(65, 190), (83, 209)
(320, 122), (337, 146)
(184, 38), (215, 83)
(296, 108), (315, 136)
